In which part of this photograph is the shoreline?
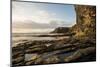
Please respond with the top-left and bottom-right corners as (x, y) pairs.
(12, 32), (74, 37)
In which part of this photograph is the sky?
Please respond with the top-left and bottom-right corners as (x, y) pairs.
(12, 1), (76, 33)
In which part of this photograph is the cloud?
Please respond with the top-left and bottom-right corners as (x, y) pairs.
(12, 20), (58, 29)
(31, 10), (57, 24)
(12, 1), (69, 24)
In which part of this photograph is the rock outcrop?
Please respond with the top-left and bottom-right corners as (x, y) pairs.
(73, 5), (96, 39)
(51, 27), (70, 33)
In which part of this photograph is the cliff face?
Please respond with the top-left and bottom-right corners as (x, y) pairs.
(73, 5), (96, 39)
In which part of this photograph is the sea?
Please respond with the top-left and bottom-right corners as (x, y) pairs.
(12, 33), (64, 47)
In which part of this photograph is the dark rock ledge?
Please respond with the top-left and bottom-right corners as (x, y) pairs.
(12, 37), (96, 66)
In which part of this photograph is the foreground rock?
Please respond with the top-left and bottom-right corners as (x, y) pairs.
(12, 37), (96, 66)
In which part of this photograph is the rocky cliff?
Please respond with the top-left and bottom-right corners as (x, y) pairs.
(73, 5), (96, 39)
(51, 27), (70, 33)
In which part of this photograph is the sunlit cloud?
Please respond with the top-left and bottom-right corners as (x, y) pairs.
(12, 1), (59, 24)
(32, 10), (57, 23)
